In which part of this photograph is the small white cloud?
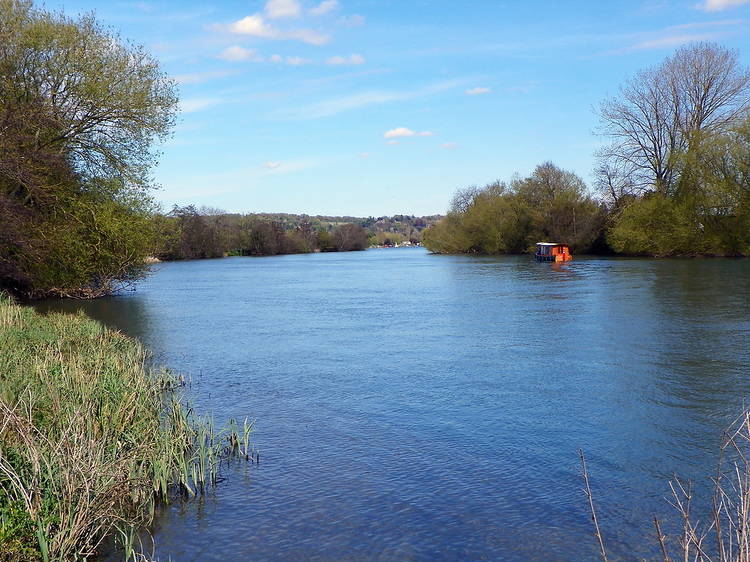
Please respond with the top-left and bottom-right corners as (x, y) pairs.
(383, 127), (433, 138)
(310, 0), (339, 15)
(441, 142), (459, 149)
(465, 86), (491, 95)
(228, 14), (276, 37)
(264, 161), (282, 169)
(386, 140), (399, 145)
(265, 0), (301, 19)
(270, 54), (283, 63)
(223, 14), (330, 44)
(338, 14), (365, 27)
(326, 54), (365, 65)
(218, 46), (262, 62)
(384, 127), (415, 138)
(697, 0), (750, 11)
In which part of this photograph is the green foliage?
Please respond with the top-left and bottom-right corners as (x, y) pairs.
(423, 163), (606, 255)
(607, 195), (706, 256)
(0, 0), (178, 298)
(0, 297), (252, 560)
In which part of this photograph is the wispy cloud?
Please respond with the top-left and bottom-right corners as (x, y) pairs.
(276, 79), (465, 119)
(465, 86), (491, 95)
(264, 161), (282, 169)
(629, 32), (724, 50)
(265, 0), (301, 19)
(614, 19), (744, 52)
(441, 142), (459, 149)
(180, 98), (223, 113)
(218, 45), (263, 62)
(697, 0), (750, 11)
(327, 54), (365, 65)
(310, 0), (339, 16)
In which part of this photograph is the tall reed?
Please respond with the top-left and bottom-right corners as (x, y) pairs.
(0, 296), (251, 560)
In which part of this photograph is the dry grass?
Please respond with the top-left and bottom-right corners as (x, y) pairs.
(582, 410), (750, 562)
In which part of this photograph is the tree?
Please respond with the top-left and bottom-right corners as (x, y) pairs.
(0, 0), (178, 297)
(597, 42), (750, 197)
(332, 223), (369, 251)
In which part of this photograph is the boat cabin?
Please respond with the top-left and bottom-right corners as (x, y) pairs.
(535, 242), (572, 262)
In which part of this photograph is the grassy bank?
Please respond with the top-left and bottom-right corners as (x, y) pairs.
(0, 296), (249, 560)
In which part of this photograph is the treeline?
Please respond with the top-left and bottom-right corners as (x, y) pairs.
(425, 42), (750, 257)
(423, 163), (607, 254)
(151, 207), (439, 260)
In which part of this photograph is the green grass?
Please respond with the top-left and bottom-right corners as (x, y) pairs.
(0, 295), (251, 560)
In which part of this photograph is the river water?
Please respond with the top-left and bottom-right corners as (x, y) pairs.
(35, 248), (750, 560)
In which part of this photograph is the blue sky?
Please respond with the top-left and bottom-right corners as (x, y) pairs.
(47, 0), (750, 216)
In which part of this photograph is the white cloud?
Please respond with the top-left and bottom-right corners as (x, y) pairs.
(465, 86), (491, 95)
(269, 53), (309, 65)
(441, 142), (459, 149)
(698, 0), (750, 11)
(218, 45), (262, 62)
(180, 98), (222, 113)
(265, 0), (301, 19)
(228, 14), (276, 37)
(384, 127), (415, 138)
(359, 152), (370, 158)
(264, 161), (282, 169)
(223, 14), (330, 45)
(310, 0), (339, 15)
(384, 127), (433, 138)
(326, 54), (365, 65)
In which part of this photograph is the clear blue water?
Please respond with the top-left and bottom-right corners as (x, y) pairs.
(36, 248), (750, 560)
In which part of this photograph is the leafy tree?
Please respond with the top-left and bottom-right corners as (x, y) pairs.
(0, 0), (178, 297)
(424, 163), (605, 255)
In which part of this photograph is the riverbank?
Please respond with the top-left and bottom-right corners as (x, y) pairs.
(0, 296), (240, 560)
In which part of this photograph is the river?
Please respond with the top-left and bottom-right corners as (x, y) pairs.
(34, 247), (750, 560)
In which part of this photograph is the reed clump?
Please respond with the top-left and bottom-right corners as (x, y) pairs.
(0, 295), (252, 560)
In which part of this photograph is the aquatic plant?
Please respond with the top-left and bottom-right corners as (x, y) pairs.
(0, 295), (253, 560)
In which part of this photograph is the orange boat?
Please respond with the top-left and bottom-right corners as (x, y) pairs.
(535, 242), (572, 262)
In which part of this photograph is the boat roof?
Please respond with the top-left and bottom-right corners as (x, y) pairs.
(536, 242), (567, 246)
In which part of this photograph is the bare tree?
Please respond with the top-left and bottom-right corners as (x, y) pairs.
(597, 42), (750, 197)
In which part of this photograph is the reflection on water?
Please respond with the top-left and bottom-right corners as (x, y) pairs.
(34, 249), (750, 560)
